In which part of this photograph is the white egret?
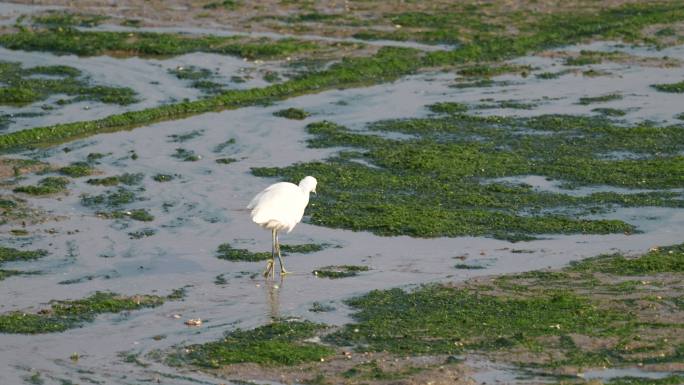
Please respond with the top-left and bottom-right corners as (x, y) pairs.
(247, 176), (317, 277)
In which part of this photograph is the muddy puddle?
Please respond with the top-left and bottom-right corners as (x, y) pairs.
(1, 39), (684, 384)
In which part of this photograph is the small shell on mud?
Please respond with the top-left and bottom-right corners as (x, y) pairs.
(171, 314), (181, 319)
(185, 318), (202, 326)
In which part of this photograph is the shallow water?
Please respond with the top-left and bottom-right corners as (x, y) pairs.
(1, 40), (684, 384)
(0, 47), (280, 133)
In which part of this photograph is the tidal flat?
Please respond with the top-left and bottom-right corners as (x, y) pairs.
(1, 1), (684, 384)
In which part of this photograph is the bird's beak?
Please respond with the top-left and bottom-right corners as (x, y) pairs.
(313, 188), (317, 195)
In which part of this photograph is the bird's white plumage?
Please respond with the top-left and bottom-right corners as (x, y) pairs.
(247, 176), (317, 233)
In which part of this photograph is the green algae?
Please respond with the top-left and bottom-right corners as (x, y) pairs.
(1, 3), (684, 151)
(427, 102), (468, 114)
(217, 243), (328, 261)
(280, 243), (328, 254)
(215, 157), (237, 164)
(454, 263), (485, 270)
(563, 50), (625, 66)
(457, 64), (531, 78)
(605, 376), (684, 385)
(0, 247), (47, 264)
(313, 265), (369, 279)
(0, 269), (22, 281)
(86, 173), (143, 186)
(423, 2), (684, 66)
(168, 67), (212, 81)
(325, 285), (627, 354)
(172, 148), (201, 162)
(475, 99), (537, 110)
(216, 243), (271, 262)
(0, 47), (431, 150)
(342, 360), (423, 381)
(81, 188), (139, 207)
(592, 107), (627, 117)
(273, 107), (311, 120)
(153, 174), (175, 182)
(128, 228), (156, 239)
(180, 321), (333, 367)
(168, 67), (224, 95)
(168, 130), (204, 143)
(0, 28), (319, 60)
(203, 0), (240, 10)
(536, 69), (573, 79)
(13, 176), (69, 195)
(213, 138), (236, 153)
(570, 243), (684, 275)
(652, 80), (684, 93)
(316, 241), (684, 373)
(59, 162), (95, 177)
(0, 291), (172, 334)
(309, 302), (335, 313)
(578, 93), (623, 105)
(0, 60), (136, 106)
(97, 209), (154, 222)
(251, 115), (684, 240)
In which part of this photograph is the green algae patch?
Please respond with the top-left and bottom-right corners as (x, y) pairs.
(0, 291), (175, 334)
(604, 376), (684, 385)
(274, 108), (311, 120)
(172, 148), (201, 162)
(457, 63), (531, 78)
(280, 243), (328, 255)
(0, 269), (22, 281)
(81, 188), (139, 207)
(153, 174), (175, 182)
(217, 243), (329, 261)
(180, 321), (333, 367)
(86, 173), (143, 186)
(2, 2), (684, 151)
(313, 265), (369, 279)
(592, 107), (627, 117)
(97, 209), (154, 222)
(535, 69), (573, 79)
(652, 80), (684, 93)
(0, 28), (320, 60)
(13, 176), (69, 195)
(59, 162), (95, 177)
(0, 247), (47, 264)
(326, 286), (626, 355)
(216, 243), (271, 262)
(0, 60), (136, 107)
(454, 263), (485, 270)
(427, 102), (468, 114)
(252, 115), (684, 240)
(322, 242), (684, 371)
(215, 157), (237, 165)
(578, 93), (623, 105)
(570, 243), (684, 275)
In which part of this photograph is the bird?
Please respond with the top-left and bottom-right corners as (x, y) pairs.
(247, 176), (317, 278)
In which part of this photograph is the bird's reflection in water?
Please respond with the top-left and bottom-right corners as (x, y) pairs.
(266, 277), (284, 321)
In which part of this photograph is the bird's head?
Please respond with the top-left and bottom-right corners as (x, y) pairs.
(299, 176), (317, 194)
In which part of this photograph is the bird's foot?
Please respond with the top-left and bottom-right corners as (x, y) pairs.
(263, 260), (274, 278)
(280, 268), (291, 276)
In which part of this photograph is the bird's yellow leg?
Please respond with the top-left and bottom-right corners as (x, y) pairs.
(263, 228), (276, 278)
(275, 230), (290, 275)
